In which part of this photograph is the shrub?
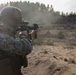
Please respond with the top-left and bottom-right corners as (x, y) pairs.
(45, 30), (51, 37)
(32, 41), (41, 45)
(44, 39), (54, 46)
(58, 31), (65, 39)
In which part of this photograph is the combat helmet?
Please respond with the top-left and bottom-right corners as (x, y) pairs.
(0, 6), (22, 26)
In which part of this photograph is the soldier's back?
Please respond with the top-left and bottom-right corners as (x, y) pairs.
(0, 28), (22, 75)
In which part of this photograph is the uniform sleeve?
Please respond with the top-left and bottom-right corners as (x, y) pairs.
(0, 33), (32, 56)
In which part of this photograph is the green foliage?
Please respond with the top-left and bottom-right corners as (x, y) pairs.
(58, 31), (65, 39)
(32, 41), (41, 45)
(44, 39), (54, 46)
(64, 25), (69, 29)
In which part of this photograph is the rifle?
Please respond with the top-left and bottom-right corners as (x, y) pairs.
(16, 21), (38, 40)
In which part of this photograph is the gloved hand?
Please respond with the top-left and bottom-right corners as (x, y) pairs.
(19, 31), (28, 39)
(30, 30), (38, 41)
(19, 30), (38, 41)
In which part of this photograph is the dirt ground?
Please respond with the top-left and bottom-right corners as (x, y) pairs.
(21, 42), (76, 75)
(22, 27), (76, 75)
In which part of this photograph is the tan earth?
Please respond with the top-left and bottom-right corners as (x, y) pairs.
(21, 42), (76, 75)
(22, 26), (76, 75)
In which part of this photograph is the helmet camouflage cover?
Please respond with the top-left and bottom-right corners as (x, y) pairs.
(0, 6), (22, 25)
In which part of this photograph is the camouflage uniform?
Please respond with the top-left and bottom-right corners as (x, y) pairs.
(0, 6), (33, 75)
(0, 27), (32, 75)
